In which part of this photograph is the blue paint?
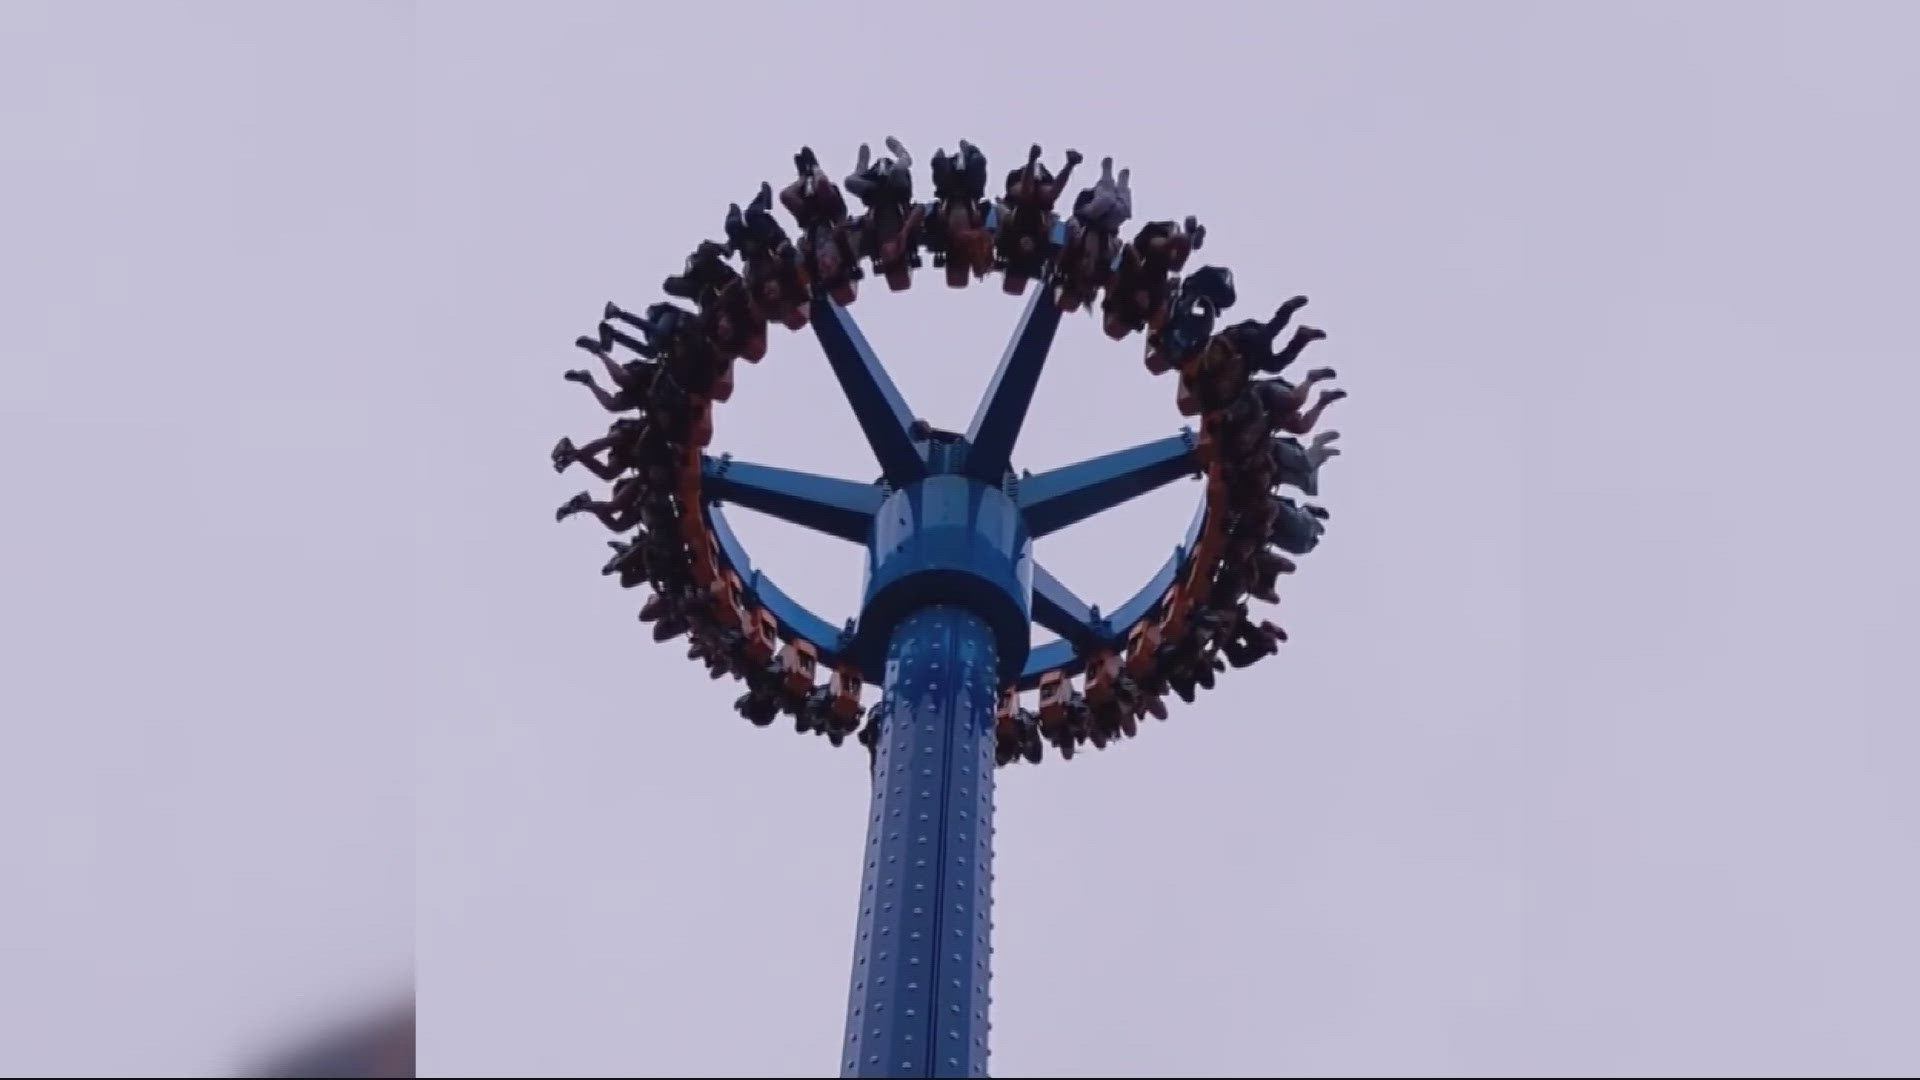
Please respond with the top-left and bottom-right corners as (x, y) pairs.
(811, 296), (929, 483)
(707, 504), (853, 662)
(962, 287), (1063, 482)
(1016, 497), (1210, 688)
(1029, 564), (1102, 649)
(1016, 430), (1200, 538)
(842, 605), (998, 1079)
(859, 477), (1033, 683)
(702, 455), (883, 544)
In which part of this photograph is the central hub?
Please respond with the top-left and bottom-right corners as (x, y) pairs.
(855, 474), (1034, 682)
(905, 422), (978, 477)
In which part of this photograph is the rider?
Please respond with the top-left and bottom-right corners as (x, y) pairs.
(554, 471), (651, 531)
(1270, 430), (1341, 496)
(619, 299), (726, 398)
(563, 338), (657, 413)
(724, 181), (790, 257)
(1073, 157), (1132, 234)
(780, 146), (848, 228)
(930, 139), (988, 204)
(1217, 295), (1326, 375)
(1001, 144), (1082, 214)
(600, 536), (652, 589)
(845, 137), (922, 276)
(998, 144), (1082, 269)
(845, 137), (915, 208)
(551, 415), (646, 479)
(662, 240), (740, 305)
(1219, 612), (1287, 668)
(725, 179), (810, 321)
(1152, 264), (1238, 367)
(781, 145), (858, 285)
(1270, 497), (1330, 556)
(663, 239), (764, 359)
(1251, 371), (1346, 436)
(925, 138), (998, 274)
(1105, 215), (1205, 334)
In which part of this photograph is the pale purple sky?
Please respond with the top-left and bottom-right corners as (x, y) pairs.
(4, 2), (1918, 1077)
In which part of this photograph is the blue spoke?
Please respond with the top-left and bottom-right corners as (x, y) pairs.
(809, 296), (929, 484)
(1031, 563), (1103, 649)
(1016, 431), (1201, 538)
(962, 286), (1064, 482)
(1018, 497), (1209, 687)
(702, 455), (882, 544)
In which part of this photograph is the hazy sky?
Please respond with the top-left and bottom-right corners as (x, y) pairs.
(5, 2), (1918, 1077)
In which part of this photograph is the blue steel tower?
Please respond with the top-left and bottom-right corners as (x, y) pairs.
(826, 295), (1047, 1078)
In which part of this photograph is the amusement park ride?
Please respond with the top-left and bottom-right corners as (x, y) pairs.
(552, 139), (1345, 1078)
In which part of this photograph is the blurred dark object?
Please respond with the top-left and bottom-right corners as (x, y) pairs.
(246, 999), (414, 1078)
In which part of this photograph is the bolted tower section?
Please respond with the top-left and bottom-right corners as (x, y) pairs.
(842, 463), (1033, 1079)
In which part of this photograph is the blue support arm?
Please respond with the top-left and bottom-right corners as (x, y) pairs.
(1017, 639), (1079, 689)
(1017, 497), (1208, 688)
(1017, 431), (1202, 538)
(701, 455), (881, 544)
(962, 287), (1064, 481)
(743, 570), (849, 660)
(1030, 563), (1103, 650)
(707, 505), (851, 662)
(1101, 497), (1208, 632)
(809, 296), (929, 485)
